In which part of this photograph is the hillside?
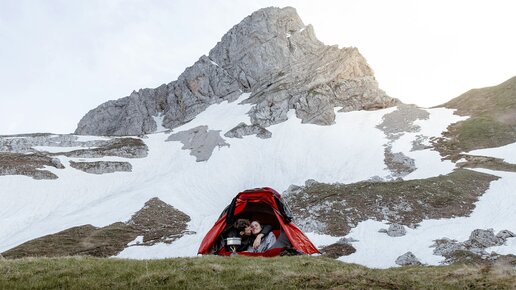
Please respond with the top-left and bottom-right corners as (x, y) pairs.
(434, 76), (516, 163)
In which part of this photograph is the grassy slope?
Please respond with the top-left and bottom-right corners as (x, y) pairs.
(0, 256), (515, 289)
(434, 76), (516, 161)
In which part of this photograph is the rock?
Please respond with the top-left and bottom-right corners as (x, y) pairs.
(166, 126), (229, 162)
(51, 158), (65, 169)
(431, 238), (466, 256)
(69, 161), (132, 174)
(74, 7), (398, 136)
(384, 146), (416, 178)
(395, 251), (421, 266)
(466, 229), (503, 248)
(224, 122), (272, 139)
(304, 179), (318, 187)
(386, 223), (406, 237)
(496, 230), (516, 241)
(336, 237), (359, 243)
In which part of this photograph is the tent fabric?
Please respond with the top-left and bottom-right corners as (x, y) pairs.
(197, 187), (319, 256)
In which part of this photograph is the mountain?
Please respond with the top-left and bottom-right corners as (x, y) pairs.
(1, 7), (516, 268)
(74, 7), (397, 136)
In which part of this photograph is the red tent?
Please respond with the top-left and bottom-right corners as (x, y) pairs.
(198, 187), (320, 256)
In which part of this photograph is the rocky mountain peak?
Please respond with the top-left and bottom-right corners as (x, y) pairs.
(75, 6), (398, 136)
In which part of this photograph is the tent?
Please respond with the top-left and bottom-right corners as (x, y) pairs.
(198, 187), (320, 256)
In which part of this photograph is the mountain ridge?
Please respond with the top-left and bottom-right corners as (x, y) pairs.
(75, 6), (397, 136)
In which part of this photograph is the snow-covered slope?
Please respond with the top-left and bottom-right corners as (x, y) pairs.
(4, 91), (515, 268)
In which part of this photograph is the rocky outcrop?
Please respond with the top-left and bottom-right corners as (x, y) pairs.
(283, 169), (498, 236)
(224, 122), (272, 139)
(395, 251), (421, 266)
(384, 146), (416, 178)
(69, 161), (132, 174)
(0, 153), (64, 180)
(431, 229), (516, 264)
(62, 138), (148, 159)
(166, 126), (229, 162)
(75, 7), (397, 136)
(0, 197), (193, 258)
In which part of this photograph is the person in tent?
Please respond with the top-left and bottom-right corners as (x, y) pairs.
(231, 219), (273, 252)
(247, 220), (277, 253)
(198, 187), (320, 256)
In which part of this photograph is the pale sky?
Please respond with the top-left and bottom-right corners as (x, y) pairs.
(1, 0), (515, 135)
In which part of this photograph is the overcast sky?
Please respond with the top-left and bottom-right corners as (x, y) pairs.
(1, 0), (515, 135)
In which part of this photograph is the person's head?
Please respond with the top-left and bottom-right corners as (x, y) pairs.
(234, 219), (251, 236)
(250, 220), (262, 235)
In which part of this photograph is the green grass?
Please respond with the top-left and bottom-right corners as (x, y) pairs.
(0, 256), (515, 289)
(435, 76), (516, 161)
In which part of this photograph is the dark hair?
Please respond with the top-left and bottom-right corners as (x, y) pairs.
(234, 219), (250, 231)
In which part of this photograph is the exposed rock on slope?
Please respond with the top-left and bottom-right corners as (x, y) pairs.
(284, 169), (498, 236)
(0, 153), (64, 180)
(75, 7), (397, 136)
(1, 198), (192, 259)
(69, 161), (132, 174)
(432, 228), (516, 264)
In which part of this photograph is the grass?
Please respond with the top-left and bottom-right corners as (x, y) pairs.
(0, 256), (514, 289)
(434, 76), (516, 161)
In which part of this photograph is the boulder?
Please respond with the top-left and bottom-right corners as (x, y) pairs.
(465, 229), (503, 248)
(379, 223), (406, 237)
(395, 251), (421, 266)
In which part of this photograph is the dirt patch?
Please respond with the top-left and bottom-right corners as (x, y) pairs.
(1, 197), (193, 259)
(284, 169), (498, 236)
(0, 153), (64, 179)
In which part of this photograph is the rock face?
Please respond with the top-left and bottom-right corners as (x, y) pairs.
(75, 7), (397, 136)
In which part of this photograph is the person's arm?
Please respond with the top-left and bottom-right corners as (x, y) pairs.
(253, 225), (273, 249)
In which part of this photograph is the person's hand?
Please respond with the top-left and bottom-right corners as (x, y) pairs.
(253, 234), (264, 249)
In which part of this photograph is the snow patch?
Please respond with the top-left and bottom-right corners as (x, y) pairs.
(340, 169), (516, 268)
(467, 142), (516, 164)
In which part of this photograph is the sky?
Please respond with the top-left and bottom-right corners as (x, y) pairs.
(1, 0), (515, 135)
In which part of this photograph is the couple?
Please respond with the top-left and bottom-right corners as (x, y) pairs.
(233, 219), (276, 253)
